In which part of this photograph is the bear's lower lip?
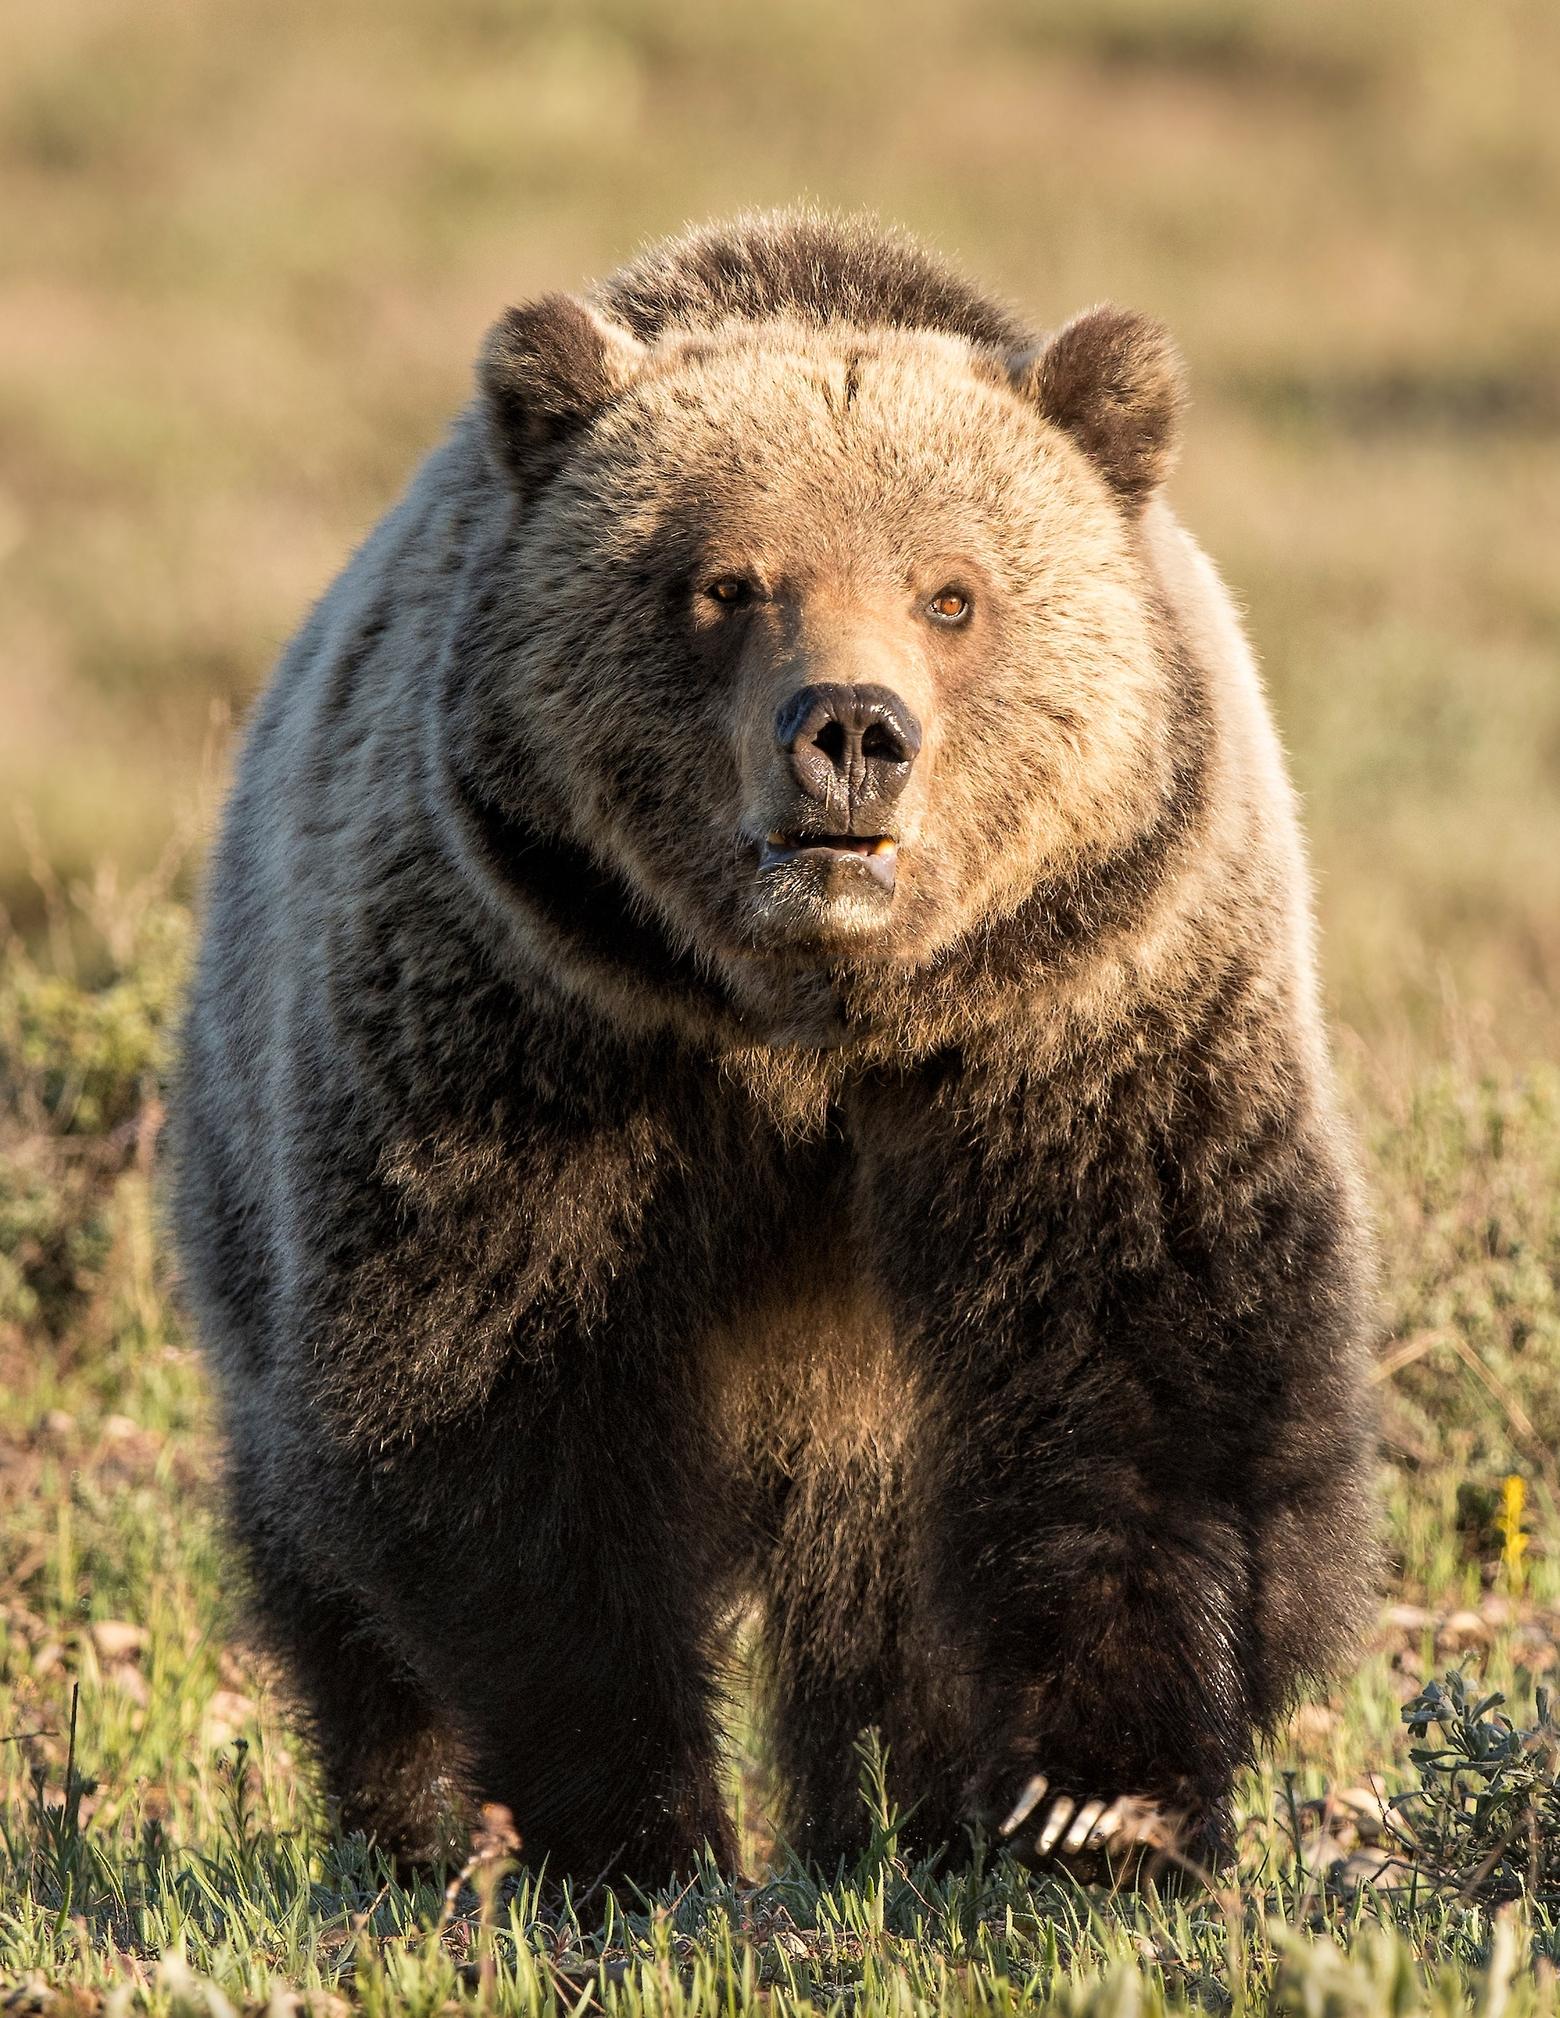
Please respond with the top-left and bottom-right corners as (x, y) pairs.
(760, 833), (898, 893)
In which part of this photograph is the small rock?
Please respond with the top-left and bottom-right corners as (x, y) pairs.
(205, 1689), (257, 1747)
(1513, 1633), (1557, 1673)
(41, 1410), (76, 1440)
(217, 1646), (258, 1690)
(266, 1993), (352, 2018)
(100, 1414), (141, 1442)
(1308, 1830), (1354, 1867)
(1438, 1609), (1490, 1654)
(1381, 1602), (1432, 1634)
(0, 1973), (59, 2017)
(1332, 1844), (1416, 1889)
(1289, 1702), (1336, 1749)
(1333, 1785), (1391, 1843)
(89, 1619), (148, 1661)
(108, 1659), (150, 1707)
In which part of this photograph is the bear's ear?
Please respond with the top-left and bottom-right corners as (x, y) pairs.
(1007, 306), (1186, 510)
(478, 293), (646, 486)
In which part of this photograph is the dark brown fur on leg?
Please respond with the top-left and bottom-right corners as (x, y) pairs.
(455, 1632), (737, 1885)
(235, 1512), (464, 1870)
(301, 1373), (746, 1888)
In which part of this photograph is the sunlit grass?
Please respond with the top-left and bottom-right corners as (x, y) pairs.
(4, 884), (1560, 2008)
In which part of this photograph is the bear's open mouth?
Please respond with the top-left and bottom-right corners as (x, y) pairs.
(759, 833), (898, 893)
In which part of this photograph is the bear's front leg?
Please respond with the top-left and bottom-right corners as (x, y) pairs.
(852, 1045), (1373, 1883)
(937, 1405), (1254, 1877)
(299, 1372), (745, 1889)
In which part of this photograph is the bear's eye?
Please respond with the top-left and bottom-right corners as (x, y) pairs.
(706, 577), (752, 607)
(926, 588), (971, 625)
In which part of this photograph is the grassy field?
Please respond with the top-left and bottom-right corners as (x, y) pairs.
(3, 0), (1560, 2008)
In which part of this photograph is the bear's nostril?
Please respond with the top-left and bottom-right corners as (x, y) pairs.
(776, 683), (922, 806)
(860, 722), (905, 763)
(813, 720), (848, 767)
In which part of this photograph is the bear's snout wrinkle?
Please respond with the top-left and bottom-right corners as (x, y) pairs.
(775, 682), (921, 818)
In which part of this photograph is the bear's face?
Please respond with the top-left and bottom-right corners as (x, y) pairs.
(472, 300), (1186, 978)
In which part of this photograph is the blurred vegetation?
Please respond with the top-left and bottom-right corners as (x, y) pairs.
(2, 0), (1558, 1047)
(3, 0), (1559, 2006)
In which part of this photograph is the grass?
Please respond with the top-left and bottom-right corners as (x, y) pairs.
(4, 0), (1560, 2007)
(3, 831), (1560, 2015)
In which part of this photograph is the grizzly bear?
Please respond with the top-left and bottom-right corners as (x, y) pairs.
(170, 208), (1376, 1885)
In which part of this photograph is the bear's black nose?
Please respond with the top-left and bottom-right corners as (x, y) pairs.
(775, 683), (922, 810)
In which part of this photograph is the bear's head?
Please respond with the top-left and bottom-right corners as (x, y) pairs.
(445, 280), (1192, 1016)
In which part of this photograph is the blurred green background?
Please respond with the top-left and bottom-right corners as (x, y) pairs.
(3, 0), (1558, 1058)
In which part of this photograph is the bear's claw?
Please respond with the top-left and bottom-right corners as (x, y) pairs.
(1000, 1774), (1180, 1874)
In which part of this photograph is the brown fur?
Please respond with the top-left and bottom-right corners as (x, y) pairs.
(170, 208), (1376, 1883)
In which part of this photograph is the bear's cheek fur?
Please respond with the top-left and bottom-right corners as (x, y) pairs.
(525, 615), (747, 923)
